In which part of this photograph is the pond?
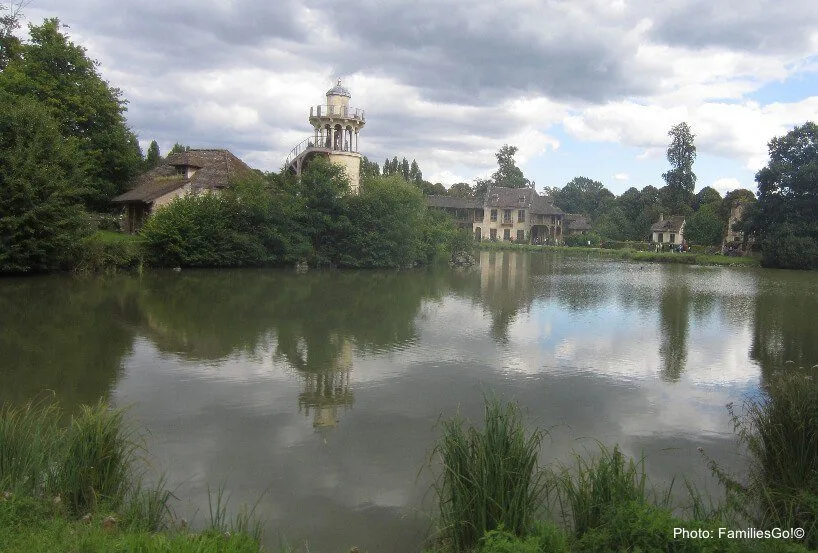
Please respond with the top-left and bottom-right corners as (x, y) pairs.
(2, 250), (817, 552)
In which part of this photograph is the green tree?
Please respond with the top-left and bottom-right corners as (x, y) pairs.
(299, 156), (353, 267)
(0, 18), (143, 211)
(168, 142), (190, 155)
(0, 92), (89, 273)
(554, 176), (615, 221)
(144, 140), (161, 170)
(382, 158), (390, 176)
(409, 159), (421, 184)
(594, 206), (632, 240)
(694, 186), (722, 210)
(685, 203), (724, 246)
(754, 122), (818, 269)
(0, 1), (26, 70)
(359, 155), (380, 179)
(661, 122), (697, 214)
(342, 175), (426, 268)
(447, 182), (474, 198)
(401, 157), (410, 181)
(491, 145), (529, 188)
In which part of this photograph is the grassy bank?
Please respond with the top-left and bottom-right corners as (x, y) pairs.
(477, 241), (760, 267)
(428, 378), (817, 553)
(0, 398), (261, 553)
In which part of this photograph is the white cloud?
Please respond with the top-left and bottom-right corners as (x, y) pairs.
(711, 177), (744, 195)
(614, 173), (629, 180)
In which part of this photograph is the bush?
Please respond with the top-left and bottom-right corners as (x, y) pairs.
(761, 226), (818, 270)
(564, 232), (605, 248)
(75, 231), (144, 273)
(432, 398), (547, 553)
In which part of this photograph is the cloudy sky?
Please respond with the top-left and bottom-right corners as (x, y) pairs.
(20, 0), (818, 195)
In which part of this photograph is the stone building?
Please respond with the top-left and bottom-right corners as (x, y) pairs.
(112, 149), (254, 233)
(285, 79), (366, 193)
(650, 214), (686, 245)
(426, 185), (565, 243)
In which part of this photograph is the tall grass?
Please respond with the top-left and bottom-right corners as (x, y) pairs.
(0, 398), (167, 525)
(555, 444), (655, 538)
(432, 398), (547, 552)
(0, 397), (61, 497)
(709, 373), (818, 548)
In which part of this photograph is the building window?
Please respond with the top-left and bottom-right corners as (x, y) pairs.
(517, 230), (524, 242)
(670, 233), (675, 243)
(490, 209), (497, 222)
(503, 209), (512, 223)
(518, 209), (525, 222)
(503, 229), (511, 240)
(175, 166), (186, 176)
(658, 233), (664, 243)
(490, 228), (497, 240)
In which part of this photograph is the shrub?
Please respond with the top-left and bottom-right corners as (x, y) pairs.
(761, 226), (818, 270)
(432, 398), (547, 552)
(75, 231), (144, 273)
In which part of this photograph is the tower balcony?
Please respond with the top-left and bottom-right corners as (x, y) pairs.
(309, 105), (366, 122)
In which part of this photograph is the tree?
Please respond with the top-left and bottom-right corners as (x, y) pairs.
(409, 159), (422, 184)
(168, 143), (190, 155)
(145, 140), (161, 170)
(491, 145), (529, 188)
(554, 176), (614, 221)
(0, 19), (143, 211)
(382, 158), (390, 176)
(359, 155), (380, 179)
(401, 157), (410, 181)
(447, 182), (474, 198)
(754, 122), (818, 269)
(0, 1), (28, 70)
(661, 122), (697, 214)
(0, 92), (89, 273)
(685, 203), (724, 246)
(694, 186), (722, 210)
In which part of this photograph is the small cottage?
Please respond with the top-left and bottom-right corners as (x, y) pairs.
(113, 149), (254, 233)
(651, 214), (685, 245)
(564, 214), (592, 236)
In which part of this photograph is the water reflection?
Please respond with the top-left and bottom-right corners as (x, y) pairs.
(659, 274), (691, 382)
(3, 254), (818, 553)
(751, 270), (818, 381)
(0, 275), (137, 409)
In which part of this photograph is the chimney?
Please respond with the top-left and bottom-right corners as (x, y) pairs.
(659, 213), (664, 221)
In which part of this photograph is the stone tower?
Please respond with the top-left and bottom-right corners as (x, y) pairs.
(285, 79), (366, 193)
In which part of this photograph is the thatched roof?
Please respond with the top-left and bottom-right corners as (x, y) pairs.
(565, 214), (591, 230)
(426, 195), (482, 209)
(113, 149), (253, 204)
(482, 186), (563, 215)
(651, 215), (685, 233)
(531, 195), (563, 216)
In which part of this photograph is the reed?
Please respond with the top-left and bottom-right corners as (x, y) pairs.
(0, 397), (61, 497)
(555, 444), (654, 538)
(432, 398), (547, 552)
(719, 373), (818, 548)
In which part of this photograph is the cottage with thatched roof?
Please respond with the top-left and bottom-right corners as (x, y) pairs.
(113, 149), (254, 233)
(651, 214), (686, 245)
(564, 214), (592, 236)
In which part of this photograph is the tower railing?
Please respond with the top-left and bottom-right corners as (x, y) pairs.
(285, 137), (317, 168)
(309, 105), (365, 121)
(285, 134), (361, 168)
